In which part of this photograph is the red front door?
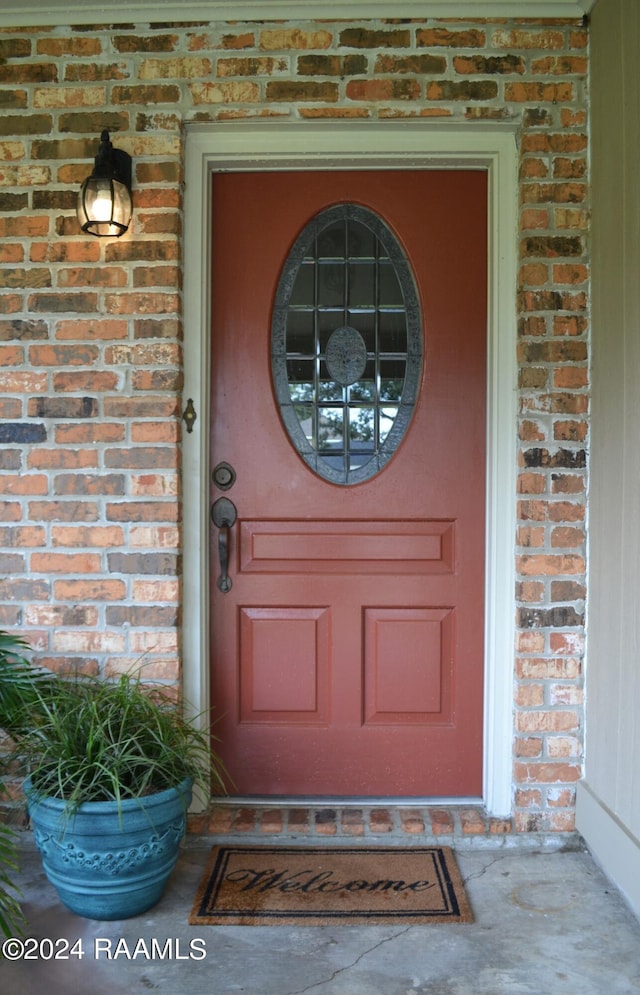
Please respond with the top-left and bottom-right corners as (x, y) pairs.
(210, 170), (487, 797)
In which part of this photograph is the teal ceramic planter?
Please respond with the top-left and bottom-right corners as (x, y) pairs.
(25, 778), (192, 920)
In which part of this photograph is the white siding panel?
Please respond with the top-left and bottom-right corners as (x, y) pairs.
(580, 0), (640, 853)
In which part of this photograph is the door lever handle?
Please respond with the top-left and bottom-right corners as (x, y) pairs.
(211, 497), (237, 593)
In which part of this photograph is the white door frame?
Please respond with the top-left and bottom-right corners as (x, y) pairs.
(182, 121), (517, 816)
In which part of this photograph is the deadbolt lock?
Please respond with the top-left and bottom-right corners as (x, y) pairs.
(212, 461), (236, 491)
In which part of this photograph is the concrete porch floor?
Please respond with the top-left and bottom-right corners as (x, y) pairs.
(2, 818), (640, 995)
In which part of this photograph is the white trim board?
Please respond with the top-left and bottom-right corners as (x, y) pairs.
(182, 120), (518, 816)
(0, 1), (596, 29)
(577, 781), (640, 919)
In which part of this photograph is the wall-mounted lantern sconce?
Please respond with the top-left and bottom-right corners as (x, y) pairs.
(76, 130), (132, 238)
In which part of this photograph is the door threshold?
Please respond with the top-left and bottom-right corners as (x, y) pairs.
(188, 799), (518, 844)
(212, 796), (484, 808)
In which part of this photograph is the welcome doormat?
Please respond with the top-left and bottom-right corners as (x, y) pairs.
(189, 845), (473, 926)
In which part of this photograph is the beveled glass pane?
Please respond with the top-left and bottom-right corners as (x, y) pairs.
(379, 262), (403, 306)
(379, 311), (407, 352)
(380, 360), (405, 401)
(318, 263), (344, 306)
(317, 310), (343, 340)
(318, 408), (344, 450)
(286, 310), (315, 354)
(348, 262), (375, 307)
(293, 403), (314, 443)
(349, 361), (376, 401)
(347, 222), (376, 259)
(348, 310), (376, 349)
(287, 359), (314, 402)
(290, 262), (315, 305)
(317, 222), (346, 259)
(380, 407), (398, 442)
(318, 362), (344, 401)
(349, 407), (375, 444)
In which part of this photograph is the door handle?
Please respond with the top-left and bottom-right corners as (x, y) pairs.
(211, 497), (237, 593)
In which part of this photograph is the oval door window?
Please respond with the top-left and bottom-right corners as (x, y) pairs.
(271, 203), (423, 485)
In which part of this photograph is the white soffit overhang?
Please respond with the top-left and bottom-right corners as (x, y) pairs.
(0, 0), (597, 29)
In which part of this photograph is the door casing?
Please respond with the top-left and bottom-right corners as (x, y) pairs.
(182, 121), (518, 816)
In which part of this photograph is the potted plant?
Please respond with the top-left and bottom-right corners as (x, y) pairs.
(0, 630), (41, 938)
(0, 633), (227, 921)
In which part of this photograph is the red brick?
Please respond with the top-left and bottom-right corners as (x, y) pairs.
(0, 578), (49, 601)
(492, 28), (565, 50)
(51, 525), (124, 547)
(517, 473), (547, 495)
(516, 683), (545, 707)
(518, 500), (547, 521)
(315, 809), (337, 835)
(53, 371), (119, 392)
(553, 420), (588, 442)
(347, 79), (422, 102)
(517, 554), (585, 576)
(341, 810), (365, 836)
(55, 319), (128, 340)
(132, 580), (179, 602)
(287, 808), (310, 833)
(53, 630), (125, 654)
(54, 424), (125, 444)
(31, 552), (101, 574)
(106, 501), (179, 523)
(131, 475), (178, 497)
(28, 500), (99, 522)
(521, 208), (550, 231)
(547, 787), (576, 807)
(260, 809), (283, 834)
(260, 28), (332, 50)
(551, 580), (585, 602)
(53, 579), (126, 601)
(400, 809), (425, 834)
(0, 553), (25, 574)
(207, 807), (234, 834)
(516, 737), (544, 757)
(554, 367), (588, 389)
(551, 474), (585, 494)
(553, 315), (588, 336)
(489, 818), (513, 835)
(221, 32), (255, 50)
(460, 809), (486, 834)
(233, 808), (256, 833)
(1, 474), (48, 495)
(27, 449), (98, 470)
(517, 526), (545, 548)
(417, 28), (485, 47)
(24, 604), (98, 627)
(369, 808), (394, 833)
(0, 526), (46, 547)
(517, 580), (545, 603)
(515, 762), (581, 783)
(517, 711), (578, 733)
(54, 474), (124, 497)
(31, 242), (100, 264)
(0, 345), (24, 366)
(548, 811), (576, 832)
(339, 27), (410, 48)
(551, 526), (585, 548)
(516, 630), (546, 654)
(187, 812), (208, 835)
(429, 809), (454, 835)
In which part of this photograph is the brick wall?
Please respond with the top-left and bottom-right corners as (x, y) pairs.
(0, 15), (589, 830)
